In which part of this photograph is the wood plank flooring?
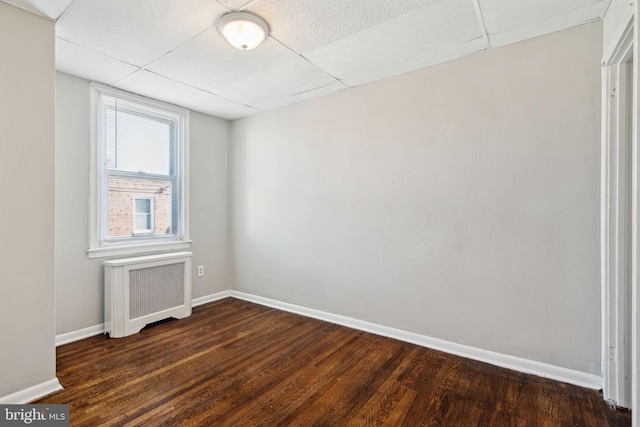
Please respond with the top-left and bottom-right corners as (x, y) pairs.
(36, 298), (631, 426)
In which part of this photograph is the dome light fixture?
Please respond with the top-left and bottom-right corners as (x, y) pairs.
(217, 11), (269, 51)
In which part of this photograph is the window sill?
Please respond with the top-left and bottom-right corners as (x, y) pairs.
(87, 240), (192, 259)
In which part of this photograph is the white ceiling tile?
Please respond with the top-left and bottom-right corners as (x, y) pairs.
(257, 81), (347, 111)
(45, 0), (604, 119)
(118, 71), (261, 119)
(341, 38), (487, 88)
(478, 0), (603, 34)
(56, 0), (228, 66)
(1, 0), (73, 20)
(56, 38), (139, 85)
(214, 56), (338, 110)
(243, 0), (440, 53)
(146, 27), (296, 92)
(182, 91), (260, 120)
(487, 2), (604, 48)
(114, 70), (204, 107)
(305, 0), (481, 81)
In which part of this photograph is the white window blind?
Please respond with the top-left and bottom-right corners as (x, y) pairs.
(89, 84), (189, 257)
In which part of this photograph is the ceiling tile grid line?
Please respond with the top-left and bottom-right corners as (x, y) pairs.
(144, 29), (300, 94)
(216, 0), (254, 11)
(127, 23), (221, 80)
(56, 36), (140, 69)
(540, 0), (604, 23)
(237, 0), (443, 54)
(55, 0), (84, 25)
(478, 0), (604, 35)
(0, 0), (73, 21)
(298, 53), (352, 90)
(55, 30), (266, 114)
(266, 31), (352, 90)
(486, 2), (605, 50)
(56, 0), (229, 67)
(57, 27), (236, 91)
(55, 37), (140, 85)
(141, 69), (264, 112)
(471, 0), (490, 49)
(301, 0), (483, 83)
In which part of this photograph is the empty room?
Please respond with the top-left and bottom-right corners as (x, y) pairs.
(0, 0), (638, 425)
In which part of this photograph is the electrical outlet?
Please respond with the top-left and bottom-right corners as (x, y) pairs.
(197, 265), (204, 277)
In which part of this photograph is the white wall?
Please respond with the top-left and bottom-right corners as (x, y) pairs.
(55, 72), (230, 335)
(0, 3), (58, 399)
(231, 22), (603, 375)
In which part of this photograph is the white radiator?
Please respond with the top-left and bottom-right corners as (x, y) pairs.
(104, 251), (192, 338)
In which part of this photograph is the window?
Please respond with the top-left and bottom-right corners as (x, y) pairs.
(89, 84), (190, 258)
(133, 196), (154, 234)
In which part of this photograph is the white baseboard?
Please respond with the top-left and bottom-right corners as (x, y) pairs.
(55, 291), (232, 346)
(230, 291), (603, 390)
(0, 378), (63, 404)
(53, 289), (601, 390)
(192, 290), (231, 307)
(56, 324), (105, 347)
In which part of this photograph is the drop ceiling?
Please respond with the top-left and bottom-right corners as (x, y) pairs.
(3, 0), (609, 120)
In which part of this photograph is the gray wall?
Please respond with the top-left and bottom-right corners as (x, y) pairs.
(55, 72), (230, 335)
(0, 3), (57, 397)
(230, 22), (603, 375)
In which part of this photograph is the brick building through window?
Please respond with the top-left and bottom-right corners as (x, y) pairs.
(107, 177), (172, 238)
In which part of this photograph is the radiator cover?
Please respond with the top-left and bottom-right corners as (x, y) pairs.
(104, 251), (192, 338)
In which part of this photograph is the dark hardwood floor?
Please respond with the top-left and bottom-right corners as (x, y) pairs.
(36, 298), (630, 426)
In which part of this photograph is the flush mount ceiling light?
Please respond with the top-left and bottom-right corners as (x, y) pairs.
(217, 12), (269, 51)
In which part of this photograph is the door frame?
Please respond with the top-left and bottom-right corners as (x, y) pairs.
(602, 10), (635, 410)
(632, 4), (639, 424)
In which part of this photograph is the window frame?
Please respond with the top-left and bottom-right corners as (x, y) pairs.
(88, 83), (190, 258)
